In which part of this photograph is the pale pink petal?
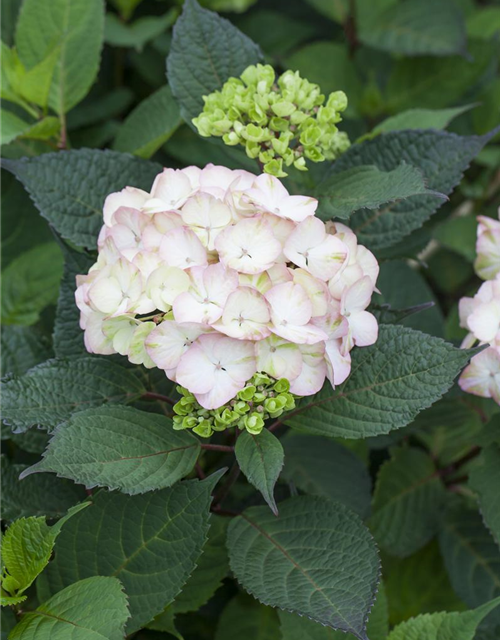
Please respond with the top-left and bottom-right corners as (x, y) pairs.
(181, 193), (232, 250)
(348, 311), (378, 347)
(146, 266), (191, 311)
(325, 339), (351, 386)
(84, 312), (115, 355)
(103, 187), (149, 226)
(265, 282), (312, 327)
(145, 320), (206, 370)
(342, 276), (375, 314)
(176, 344), (216, 393)
(293, 268), (328, 317)
(216, 287), (271, 340)
(289, 344), (326, 395)
(160, 227), (208, 269)
(142, 212), (184, 251)
(468, 301), (500, 342)
(150, 168), (194, 209)
(459, 348), (500, 402)
(194, 373), (245, 409)
(256, 335), (303, 380)
(215, 217), (281, 274)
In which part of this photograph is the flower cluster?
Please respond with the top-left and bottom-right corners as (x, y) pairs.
(459, 209), (500, 404)
(192, 64), (350, 178)
(75, 164), (379, 435)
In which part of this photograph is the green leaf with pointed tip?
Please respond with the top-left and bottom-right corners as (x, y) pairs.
(23, 406), (200, 494)
(1, 357), (146, 434)
(469, 444), (500, 547)
(1, 456), (85, 521)
(9, 576), (129, 640)
(1, 243), (63, 327)
(315, 164), (441, 221)
(173, 514), (229, 614)
(1, 110), (31, 145)
(439, 506), (500, 617)
(3, 150), (161, 249)
(386, 597), (500, 640)
(279, 582), (388, 640)
(358, 0), (467, 57)
(15, 0), (104, 114)
(40, 473), (224, 633)
(370, 447), (446, 557)
(325, 129), (494, 251)
(167, 0), (262, 124)
(368, 105), (476, 138)
(235, 429), (284, 515)
(0, 503), (89, 604)
(281, 434), (372, 519)
(227, 495), (380, 640)
(285, 325), (477, 439)
(113, 86), (181, 159)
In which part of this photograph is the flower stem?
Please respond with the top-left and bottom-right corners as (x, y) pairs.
(200, 443), (234, 452)
(141, 391), (176, 406)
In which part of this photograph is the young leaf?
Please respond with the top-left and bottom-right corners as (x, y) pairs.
(15, 0), (105, 114)
(22, 406), (200, 494)
(1, 456), (85, 521)
(113, 86), (181, 159)
(227, 495), (380, 640)
(0, 503), (89, 605)
(439, 507), (500, 615)
(235, 429), (284, 515)
(167, 0), (262, 124)
(52, 242), (95, 358)
(370, 447), (446, 557)
(469, 444), (500, 546)
(386, 596), (500, 640)
(3, 149), (161, 249)
(1, 326), (52, 377)
(1, 357), (146, 433)
(324, 129), (495, 250)
(358, 0), (467, 57)
(315, 163), (442, 221)
(284, 325), (477, 439)
(281, 433), (372, 519)
(215, 594), (280, 640)
(41, 473), (224, 633)
(9, 576), (129, 640)
(1, 243), (63, 327)
(1, 110), (32, 145)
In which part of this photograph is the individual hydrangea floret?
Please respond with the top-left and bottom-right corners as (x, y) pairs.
(75, 164), (380, 435)
(192, 64), (350, 177)
(459, 207), (500, 404)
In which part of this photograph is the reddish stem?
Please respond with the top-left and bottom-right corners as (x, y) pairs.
(200, 443), (234, 452)
(141, 391), (176, 406)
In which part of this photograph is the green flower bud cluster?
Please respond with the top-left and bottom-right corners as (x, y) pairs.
(172, 373), (297, 438)
(192, 63), (350, 178)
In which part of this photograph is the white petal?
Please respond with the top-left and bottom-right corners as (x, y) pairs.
(289, 344), (326, 395)
(265, 282), (312, 326)
(348, 311), (379, 346)
(292, 268), (328, 317)
(103, 187), (149, 226)
(468, 301), (500, 342)
(325, 339), (351, 386)
(147, 265), (191, 311)
(145, 320), (206, 370)
(176, 344), (216, 393)
(150, 168), (193, 209)
(181, 193), (232, 250)
(194, 372), (245, 409)
(256, 335), (303, 380)
(342, 276), (375, 314)
(216, 287), (271, 340)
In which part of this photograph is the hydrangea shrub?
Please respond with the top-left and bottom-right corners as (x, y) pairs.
(2, 0), (500, 639)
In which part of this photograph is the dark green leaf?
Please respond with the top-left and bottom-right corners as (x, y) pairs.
(167, 0), (262, 124)
(369, 105), (476, 138)
(41, 473), (223, 633)
(113, 86), (181, 158)
(23, 406), (200, 494)
(285, 325), (476, 439)
(326, 129), (493, 250)
(1, 326), (53, 377)
(1, 456), (85, 521)
(439, 507), (500, 616)
(315, 164), (441, 222)
(104, 10), (175, 52)
(3, 149), (161, 249)
(2, 357), (146, 433)
(235, 429), (284, 515)
(227, 496), (380, 640)
(370, 447), (446, 557)
(469, 444), (500, 547)
(215, 593), (280, 640)
(281, 433), (372, 519)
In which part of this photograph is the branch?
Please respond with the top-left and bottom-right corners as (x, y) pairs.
(438, 445), (481, 479)
(141, 391), (176, 406)
(200, 443), (234, 452)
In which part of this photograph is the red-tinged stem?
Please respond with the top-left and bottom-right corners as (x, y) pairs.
(195, 462), (206, 480)
(438, 445), (482, 479)
(200, 443), (234, 452)
(212, 461), (240, 508)
(142, 391), (176, 406)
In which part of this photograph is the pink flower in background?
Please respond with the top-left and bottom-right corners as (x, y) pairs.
(459, 208), (500, 404)
(75, 163), (379, 410)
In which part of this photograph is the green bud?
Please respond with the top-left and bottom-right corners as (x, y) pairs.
(253, 373), (272, 386)
(264, 158), (286, 178)
(290, 110), (308, 126)
(245, 140), (260, 159)
(193, 420), (213, 438)
(304, 146), (325, 162)
(259, 149), (275, 164)
(253, 391), (267, 403)
(172, 415), (185, 430)
(274, 378), (290, 393)
(294, 156), (307, 171)
(300, 125), (322, 147)
(244, 412), (265, 435)
(238, 385), (256, 401)
(173, 400), (191, 416)
(182, 416), (198, 430)
(264, 395), (287, 414)
(269, 117), (290, 132)
(327, 90), (348, 112)
(233, 400), (250, 415)
(271, 100), (296, 118)
(223, 131), (240, 146)
(243, 124), (265, 142)
(241, 63), (275, 90)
